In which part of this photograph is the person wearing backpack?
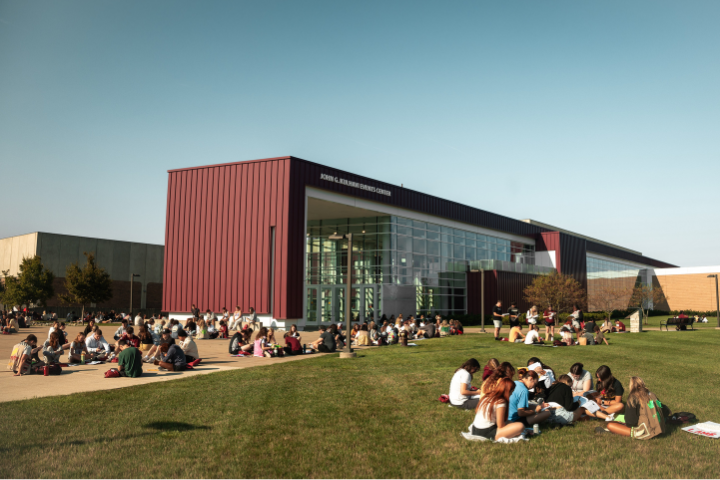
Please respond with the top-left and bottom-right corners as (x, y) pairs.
(598, 377), (665, 439)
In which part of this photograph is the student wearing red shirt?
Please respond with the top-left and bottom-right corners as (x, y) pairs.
(119, 326), (141, 349)
(613, 320), (626, 332)
(542, 307), (557, 342)
(284, 332), (303, 355)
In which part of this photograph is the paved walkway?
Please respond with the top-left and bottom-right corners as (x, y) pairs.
(0, 325), (326, 403)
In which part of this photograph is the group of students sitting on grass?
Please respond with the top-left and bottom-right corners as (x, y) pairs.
(497, 302), (622, 346)
(448, 356), (666, 442)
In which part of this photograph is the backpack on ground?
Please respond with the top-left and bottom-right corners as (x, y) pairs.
(668, 412), (696, 424)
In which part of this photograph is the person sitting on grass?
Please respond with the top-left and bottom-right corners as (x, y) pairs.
(207, 317), (219, 339)
(449, 358), (481, 410)
(597, 377), (666, 438)
(332, 324), (346, 348)
(178, 330), (199, 363)
(283, 331), (303, 355)
(10, 334), (43, 375)
(545, 375), (587, 424)
(508, 323), (525, 343)
(254, 327), (275, 357)
(523, 324), (543, 345)
(154, 342), (187, 371)
(559, 325), (574, 346)
(355, 324), (371, 346)
(584, 365), (624, 420)
(68, 333), (90, 363)
(600, 319), (613, 333)
(483, 358), (500, 381)
(440, 320), (451, 337)
(288, 324), (302, 343)
(113, 320), (128, 340)
(115, 339), (143, 377)
(467, 378), (527, 442)
(480, 362), (516, 396)
(509, 370), (551, 428)
(43, 332), (65, 364)
(613, 319), (627, 332)
(143, 329), (175, 362)
(594, 326), (610, 346)
(85, 329), (111, 356)
(568, 362), (593, 396)
(526, 357), (555, 400)
(311, 325), (336, 353)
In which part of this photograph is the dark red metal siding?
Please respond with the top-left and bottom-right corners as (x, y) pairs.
(163, 158), (298, 318)
(468, 271), (537, 315)
(559, 233), (588, 291)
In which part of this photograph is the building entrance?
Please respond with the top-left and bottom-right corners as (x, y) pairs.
(306, 285), (377, 324)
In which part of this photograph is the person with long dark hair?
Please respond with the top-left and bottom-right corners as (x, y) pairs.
(598, 377), (665, 438)
(465, 378), (526, 441)
(585, 365), (625, 419)
(449, 358), (481, 410)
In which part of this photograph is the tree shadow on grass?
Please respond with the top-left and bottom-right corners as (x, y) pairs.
(143, 421), (212, 432)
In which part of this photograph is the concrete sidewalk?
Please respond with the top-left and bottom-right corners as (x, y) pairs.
(0, 325), (325, 403)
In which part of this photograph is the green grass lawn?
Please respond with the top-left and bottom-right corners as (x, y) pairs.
(2, 330), (719, 478)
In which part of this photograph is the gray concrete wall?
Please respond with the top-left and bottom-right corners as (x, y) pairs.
(0, 233), (38, 277)
(34, 233), (164, 309)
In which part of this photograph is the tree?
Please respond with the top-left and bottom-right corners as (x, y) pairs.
(0, 256), (55, 308)
(590, 283), (629, 321)
(523, 271), (586, 325)
(60, 252), (113, 318)
(629, 284), (669, 325)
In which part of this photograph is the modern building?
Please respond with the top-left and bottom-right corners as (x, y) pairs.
(162, 156), (676, 327)
(0, 232), (164, 313)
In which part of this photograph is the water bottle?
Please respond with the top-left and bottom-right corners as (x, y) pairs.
(81, 352), (85, 365)
(533, 424), (540, 434)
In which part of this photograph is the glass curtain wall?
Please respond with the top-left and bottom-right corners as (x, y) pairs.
(586, 256), (646, 312)
(306, 215), (536, 322)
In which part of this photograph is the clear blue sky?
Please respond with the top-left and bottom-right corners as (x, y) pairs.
(1, 1), (718, 267)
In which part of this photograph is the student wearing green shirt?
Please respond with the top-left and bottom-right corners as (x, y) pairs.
(116, 339), (143, 378)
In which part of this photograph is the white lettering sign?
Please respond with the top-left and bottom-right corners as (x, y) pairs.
(320, 173), (391, 197)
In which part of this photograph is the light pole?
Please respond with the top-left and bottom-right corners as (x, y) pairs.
(329, 232), (356, 358)
(708, 275), (719, 328)
(130, 273), (140, 318)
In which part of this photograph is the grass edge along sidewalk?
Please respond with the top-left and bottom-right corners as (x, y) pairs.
(1, 330), (719, 478)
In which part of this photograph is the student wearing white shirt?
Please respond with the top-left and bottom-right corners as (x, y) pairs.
(467, 378), (526, 441)
(85, 329), (111, 354)
(449, 358), (481, 410)
(526, 306), (538, 325)
(230, 306), (243, 330)
(524, 324), (542, 344)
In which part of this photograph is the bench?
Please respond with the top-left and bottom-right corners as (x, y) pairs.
(660, 318), (695, 331)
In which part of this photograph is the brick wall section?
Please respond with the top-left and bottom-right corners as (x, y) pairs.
(655, 274), (719, 311)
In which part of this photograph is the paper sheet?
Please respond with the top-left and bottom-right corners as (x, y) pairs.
(542, 402), (562, 411)
(683, 422), (720, 438)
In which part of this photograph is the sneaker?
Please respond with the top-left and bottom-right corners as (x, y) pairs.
(595, 426), (609, 434)
(158, 366), (168, 371)
(461, 431), (490, 442)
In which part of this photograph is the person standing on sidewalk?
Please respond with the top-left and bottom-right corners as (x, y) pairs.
(493, 300), (504, 340)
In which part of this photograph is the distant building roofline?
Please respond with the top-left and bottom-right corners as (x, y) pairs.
(520, 219), (642, 256)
